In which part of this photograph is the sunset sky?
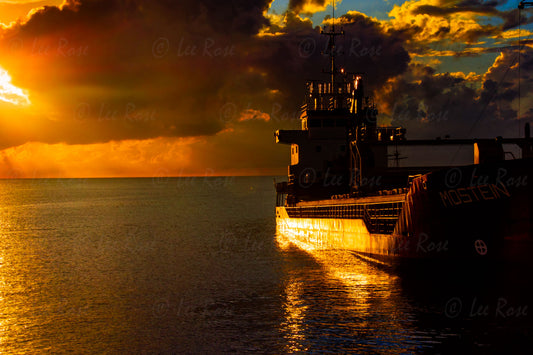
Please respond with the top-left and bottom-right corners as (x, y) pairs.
(0, 0), (532, 178)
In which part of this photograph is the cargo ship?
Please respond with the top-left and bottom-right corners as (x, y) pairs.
(274, 15), (533, 262)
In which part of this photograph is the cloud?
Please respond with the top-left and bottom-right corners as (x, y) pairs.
(0, 66), (30, 105)
(0, 0), (418, 176)
(0, 137), (198, 178)
(375, 45), (533, 141)
(0, 119), (288, 178)
(288, 0), (341, 16)
(0, 0), (275, 146)
(0, 1), (63, 27)
(0, 1), (410, 144)
(0, 0), (531, 177)
(386, 0), (533, 56)
(411, 1), (504, 16)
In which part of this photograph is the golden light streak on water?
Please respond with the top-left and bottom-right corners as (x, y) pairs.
(276, 223), (421, 352)
(280, 279), (310, 353)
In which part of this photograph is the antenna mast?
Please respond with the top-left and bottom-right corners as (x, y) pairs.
(321, 0), (343, 88)
(518, 1), (533, 137)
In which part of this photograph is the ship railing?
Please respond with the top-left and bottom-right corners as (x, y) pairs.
(305, 80), (354, 111)
(284, 202), (405, 218)
(306, 80), (354, 96)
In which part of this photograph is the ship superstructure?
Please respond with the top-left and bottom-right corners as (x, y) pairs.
(274, 8), (533, 261)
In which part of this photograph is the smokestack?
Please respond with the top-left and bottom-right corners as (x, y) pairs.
(526, 123), (530, 139)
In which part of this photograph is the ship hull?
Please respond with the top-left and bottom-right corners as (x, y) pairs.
(276, 206), (398, 255)
(276, 159), (533, 262)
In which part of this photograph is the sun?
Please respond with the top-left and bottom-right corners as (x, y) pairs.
(0, 67), (30, 106)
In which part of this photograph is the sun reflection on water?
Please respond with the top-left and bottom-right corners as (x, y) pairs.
(276, 227), (423, 352)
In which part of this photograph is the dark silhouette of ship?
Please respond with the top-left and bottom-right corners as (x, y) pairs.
(274, 7), (533, 262)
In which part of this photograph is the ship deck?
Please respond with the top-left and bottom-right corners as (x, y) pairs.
(295, 192), (407, 207)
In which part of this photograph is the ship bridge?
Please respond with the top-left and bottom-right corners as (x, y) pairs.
(304, 79), (355, 112)
(275, 75), (409, 202)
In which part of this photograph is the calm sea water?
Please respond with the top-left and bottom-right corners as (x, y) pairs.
(0, 177), (531, 353)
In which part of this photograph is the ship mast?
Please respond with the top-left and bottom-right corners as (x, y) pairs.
(321, 0), (343, 89)
(518, 1), (533, 131)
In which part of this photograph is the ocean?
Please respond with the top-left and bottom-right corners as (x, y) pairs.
(0, 177), (531, 353)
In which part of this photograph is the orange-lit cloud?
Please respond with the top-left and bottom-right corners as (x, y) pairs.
(0, 137), (195, 178)
(0, 117), (288, 178)
(374, 42), (533, 141)
(0, 67), (30, 105)
(0, 0), (63, 26)
(238, 109), (271, 122)
(288, 0), (342, 16)
(385, 0), (525, 57)
(0, 0), (530, 178)
(0, 0), (415, 178)
(387, 0), (487, 44)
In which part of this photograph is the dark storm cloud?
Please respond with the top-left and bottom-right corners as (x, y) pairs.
(18, 0), (270, 36)
(378, 46), (533, 140)
(412, 4), (499, 16)
(251, 11), (410, 111)
(480, 47), (533, 116)
(380, 65), (488, 139)
(0, 0), (274, 147)
(0, 0), (413, 149)
(414, 0), (533, 31)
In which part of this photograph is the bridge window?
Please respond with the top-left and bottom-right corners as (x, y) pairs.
(308, 119), (321, 128)
(335, 119), (348, 127)
(323, 119), (335, 127)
